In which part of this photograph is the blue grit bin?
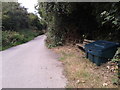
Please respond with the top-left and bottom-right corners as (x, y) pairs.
(85, 40), (119, 66)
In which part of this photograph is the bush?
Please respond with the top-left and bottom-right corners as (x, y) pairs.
(2, 29), (44, 50)
(2, 31), (25, 50)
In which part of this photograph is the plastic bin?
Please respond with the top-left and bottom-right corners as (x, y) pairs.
(85, 40), (119, 66)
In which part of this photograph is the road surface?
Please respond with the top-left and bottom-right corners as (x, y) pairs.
(1, 35), (67, 88)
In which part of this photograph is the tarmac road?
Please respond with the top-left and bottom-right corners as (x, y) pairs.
(2, 35), (67, 88)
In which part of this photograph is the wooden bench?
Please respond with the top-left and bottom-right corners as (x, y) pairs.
(76, 39), (95, 52)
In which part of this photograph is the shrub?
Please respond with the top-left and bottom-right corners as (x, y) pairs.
(2, 29), (43, 50)
(2, 30), (25, 50)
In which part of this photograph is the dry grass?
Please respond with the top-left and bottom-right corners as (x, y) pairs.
(52, 45), (118, 88)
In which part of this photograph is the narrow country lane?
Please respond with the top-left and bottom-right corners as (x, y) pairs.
(1, 35), (67, 88)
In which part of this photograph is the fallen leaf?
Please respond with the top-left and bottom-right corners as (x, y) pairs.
(103, 83), (108, 86)
(76, 80), (80, 84)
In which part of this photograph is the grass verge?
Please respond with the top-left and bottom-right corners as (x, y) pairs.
(52, 45), (118, 88)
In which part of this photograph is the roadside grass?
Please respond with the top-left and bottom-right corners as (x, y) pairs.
(52, 45), (118, 88)
(2, 29), (43, 50)
(59, 51), (75, 61)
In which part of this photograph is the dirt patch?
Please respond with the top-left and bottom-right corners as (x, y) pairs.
(52, 45), (118, 88)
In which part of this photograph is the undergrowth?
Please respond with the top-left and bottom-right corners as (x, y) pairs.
(2, 29), (43, 50)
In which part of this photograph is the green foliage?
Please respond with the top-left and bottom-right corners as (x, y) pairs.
(37, 2), (120, 47)
(38, 2), (72, 47)
(2, 2), (29, 30)
(2, 31), (24, 50)
(2, 2), (44, 31)
(2, 29), (43, 50)
(112, 48), (120, 62)
(91, 2), (120, 41)
(1, 2), (45, 50)
(28, 13), (43, 30)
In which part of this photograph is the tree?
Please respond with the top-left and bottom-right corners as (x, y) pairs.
(37, 2), (120, 47)
(28, 13), (43, 30)
(2, 2), (29, 30)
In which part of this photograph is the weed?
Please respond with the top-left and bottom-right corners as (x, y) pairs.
(112, 78), (119, 85)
